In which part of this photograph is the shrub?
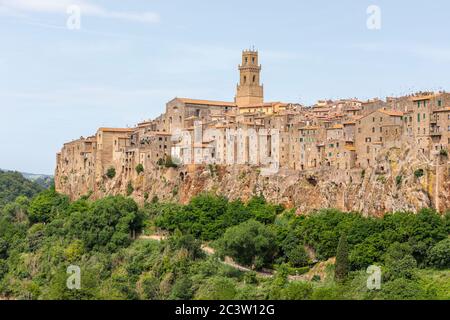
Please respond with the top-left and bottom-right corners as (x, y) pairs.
(383, 242), (417, 280)
(135, 164), (144, 174)
(439, 149), (448, 157)
(427, 238), (450, 269)
(381, 278), (428, 300)
(106, 167), (116, 179)
(195, 277), (237, 300)
(414, 169), (424, 179)
(157, 156), (178, 168)
(126, 182), (134, 196)
(279, 281), (313, 300)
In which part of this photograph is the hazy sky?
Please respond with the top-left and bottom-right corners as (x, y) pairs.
(0, 0), (449, 174)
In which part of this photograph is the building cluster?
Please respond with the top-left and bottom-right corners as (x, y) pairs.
(56, 50), (450, 185)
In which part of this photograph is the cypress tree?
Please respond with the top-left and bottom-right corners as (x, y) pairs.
(335, 232), (349, 283)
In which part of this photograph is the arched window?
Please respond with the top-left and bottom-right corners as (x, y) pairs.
(243, 76), (247, 84)
(253, 75), (256, 83)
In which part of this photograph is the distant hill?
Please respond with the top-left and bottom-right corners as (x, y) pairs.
(0, 170), (45, 209)
(20, 172), (54, 189)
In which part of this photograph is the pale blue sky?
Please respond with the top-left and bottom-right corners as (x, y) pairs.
(0, 0), (449, 174)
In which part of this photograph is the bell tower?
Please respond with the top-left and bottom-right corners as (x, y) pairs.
(235, 49), (264, 106)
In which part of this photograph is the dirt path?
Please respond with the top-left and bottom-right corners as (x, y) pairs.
(138, 234), (332, 281)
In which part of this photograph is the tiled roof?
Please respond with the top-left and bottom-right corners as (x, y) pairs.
(433, 107), (450, 113)
(379, 109), (404, 117)
(177, 98), (237, 107)
(98, 128), (134, 133)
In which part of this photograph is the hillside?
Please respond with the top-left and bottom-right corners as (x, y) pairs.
(0, 190), (448, 300)
(0, 170), (44, 209)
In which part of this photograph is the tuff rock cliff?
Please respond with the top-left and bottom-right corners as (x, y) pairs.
(56, 145), (450, 216)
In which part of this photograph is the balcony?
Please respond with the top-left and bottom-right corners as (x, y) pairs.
(430, 129), (442, 137)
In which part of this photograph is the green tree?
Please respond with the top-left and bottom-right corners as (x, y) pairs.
(216, 220), (277, 269)
(383, 242), (417, 280)
(335, 233), (349, 283)
(427, 238), (450, 269)
(27, 190), (69, 224)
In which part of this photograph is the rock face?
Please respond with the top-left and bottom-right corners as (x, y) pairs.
(56, 146), (450, 216)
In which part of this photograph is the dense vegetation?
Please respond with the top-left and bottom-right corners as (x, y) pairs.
(0, 184), (449, 300)
(0, 170), (44, 209)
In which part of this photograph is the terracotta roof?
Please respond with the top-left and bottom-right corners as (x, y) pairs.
(379, 109), (404, 117)
(433, 107), (450, 113)
(412, 95), (435, 101)
(98, 128), (134, 133)
(177, 98), (236, 107)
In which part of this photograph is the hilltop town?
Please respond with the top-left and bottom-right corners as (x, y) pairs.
(55, 50), (450, 215)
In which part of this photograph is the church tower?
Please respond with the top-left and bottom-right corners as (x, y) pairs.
(235, 49), (264, 106)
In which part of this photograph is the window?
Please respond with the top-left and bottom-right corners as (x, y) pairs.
(372, 127), (375, 133)
(423, 113), (426, 120)
(438, 100), (442, 107)
(380, 127), (382, 133)
(448, 126), (450, 132)
(417, 101), (421, 108)
(418, 114), (420, 122)
(243, 76), (247, 84)
(252, 57), (255, 63)
(253, 75), (256, 83)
